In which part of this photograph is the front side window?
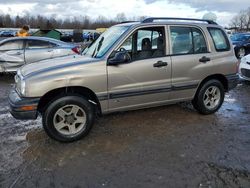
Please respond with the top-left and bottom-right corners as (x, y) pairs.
(170, 26), (208, 55)
(26, 40), (55, 49)
(117, 26), (165, 61)
(208, 28), (230, 51)
(0, 40), (23, 51)
(119, 35), (132, 51)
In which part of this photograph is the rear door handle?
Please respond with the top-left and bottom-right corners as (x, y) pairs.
(199, 56), (210, 63)
(153, 61), (168, 68)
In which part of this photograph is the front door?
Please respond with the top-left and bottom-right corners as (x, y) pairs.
(107, 26), (172, 112)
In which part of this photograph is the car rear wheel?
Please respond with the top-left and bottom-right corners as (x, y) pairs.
(237, 47), (246, 59)
(42, 95), (95, 142)
(192, 79), (224, 115)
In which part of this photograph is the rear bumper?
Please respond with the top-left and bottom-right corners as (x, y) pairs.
(226, 74), (239, 91)
(8, 89), (40, 120)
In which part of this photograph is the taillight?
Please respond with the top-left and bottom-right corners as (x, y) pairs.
(72, 47), (80, 54)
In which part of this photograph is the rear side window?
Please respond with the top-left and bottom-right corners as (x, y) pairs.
(170, 26), (208, 55)
(208, 28), (230, 51)
(26, 40), (56, 49)
(192, 28), (208, 53)
(0, 40), (23, 51)
(171, 27), (192, 55)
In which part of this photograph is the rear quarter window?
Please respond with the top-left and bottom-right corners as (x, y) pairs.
(208, 27), (230, 52)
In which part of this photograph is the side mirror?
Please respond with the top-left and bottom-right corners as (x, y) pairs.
(108, 51), (131, 65)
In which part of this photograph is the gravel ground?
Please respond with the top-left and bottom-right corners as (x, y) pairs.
(0, 74), (250, 188)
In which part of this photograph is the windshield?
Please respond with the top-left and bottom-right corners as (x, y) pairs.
(83, 26), (129, 58)
(230, 34), (249, 42)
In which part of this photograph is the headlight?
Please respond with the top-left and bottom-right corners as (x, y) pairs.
(20, 79), (26, 96)
(15, 71), (26, 96)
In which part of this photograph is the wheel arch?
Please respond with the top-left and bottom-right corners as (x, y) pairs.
(37, 86), (102, 115)
(194, 74), (228, 98)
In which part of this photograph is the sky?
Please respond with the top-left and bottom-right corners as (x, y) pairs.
(0, 0), (248, 26)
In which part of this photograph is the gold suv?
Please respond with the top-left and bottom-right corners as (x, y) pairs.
(9, 18), (239, 142)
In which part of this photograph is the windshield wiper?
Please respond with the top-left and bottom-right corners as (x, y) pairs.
(92, 37), (104, 58)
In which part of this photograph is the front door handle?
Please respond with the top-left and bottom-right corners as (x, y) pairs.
(153, 61), (168, 68)
(199, 56), (210, 63)
(13, 52), (22, 55)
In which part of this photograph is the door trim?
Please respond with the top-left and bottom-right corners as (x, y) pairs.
(97, 83), (198, 101)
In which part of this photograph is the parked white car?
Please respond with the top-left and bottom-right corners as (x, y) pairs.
(239, 54), (250, 81)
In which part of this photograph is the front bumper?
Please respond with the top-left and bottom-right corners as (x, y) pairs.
(239, 62), (250, 81)
(225, 74), (239, 91)
(8, 89), (40, 120)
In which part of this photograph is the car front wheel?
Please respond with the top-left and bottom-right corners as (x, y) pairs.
(42, 95), (95, 142)
(192, 79), (224, 115)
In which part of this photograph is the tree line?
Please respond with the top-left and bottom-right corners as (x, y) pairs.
(230, 7), (250, 31)
(0, 13), (146, 29)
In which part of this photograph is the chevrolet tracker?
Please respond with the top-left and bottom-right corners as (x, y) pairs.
(9, 17), (239, 142)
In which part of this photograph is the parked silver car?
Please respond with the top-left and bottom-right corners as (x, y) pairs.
(0, 36), (79, 73)
(9, 18), (239, 142)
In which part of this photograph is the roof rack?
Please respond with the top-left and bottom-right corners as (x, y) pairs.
(142, 17), (217, 25)
(120, 21), (138, 24)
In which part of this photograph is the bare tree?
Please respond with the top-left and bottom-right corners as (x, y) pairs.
(230, 7), (250, 32)
(0, 12), (150, 29)
(116, 13), (127, 22)
(246, 7), (250, 31)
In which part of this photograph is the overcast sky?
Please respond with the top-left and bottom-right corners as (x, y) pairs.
(0, 0), (248, 26)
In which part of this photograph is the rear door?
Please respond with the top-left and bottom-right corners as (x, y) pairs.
(24, 39), (54, 64)
(169, 25), (212, 100)
(0, 39), (25, 72)
(107, 26), (172, 112)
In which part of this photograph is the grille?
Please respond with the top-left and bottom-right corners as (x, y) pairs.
(241, 68), (250, 78)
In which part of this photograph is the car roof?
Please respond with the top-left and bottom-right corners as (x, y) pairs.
(0, 36), (74, 46)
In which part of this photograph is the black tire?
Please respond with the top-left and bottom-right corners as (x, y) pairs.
(42, 95), (95, 142)
(192, 79), (225, 115)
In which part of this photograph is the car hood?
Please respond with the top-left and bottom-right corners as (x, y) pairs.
(20, 55), (97, 77)
(241, 54), (250, 64)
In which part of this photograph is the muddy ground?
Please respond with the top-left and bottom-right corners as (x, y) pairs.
(0, 74), (250, 188)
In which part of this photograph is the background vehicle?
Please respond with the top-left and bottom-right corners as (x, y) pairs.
(9, 18), (238, 142)
(0, 30), (16, 37)
(230, 33), (250, 58)
(0, 36), (79, 73)
(239, 54), (250, 81)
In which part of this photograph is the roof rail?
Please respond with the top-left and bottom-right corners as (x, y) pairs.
(142, 17), (217, 25)
(120, 21), (138, 24)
